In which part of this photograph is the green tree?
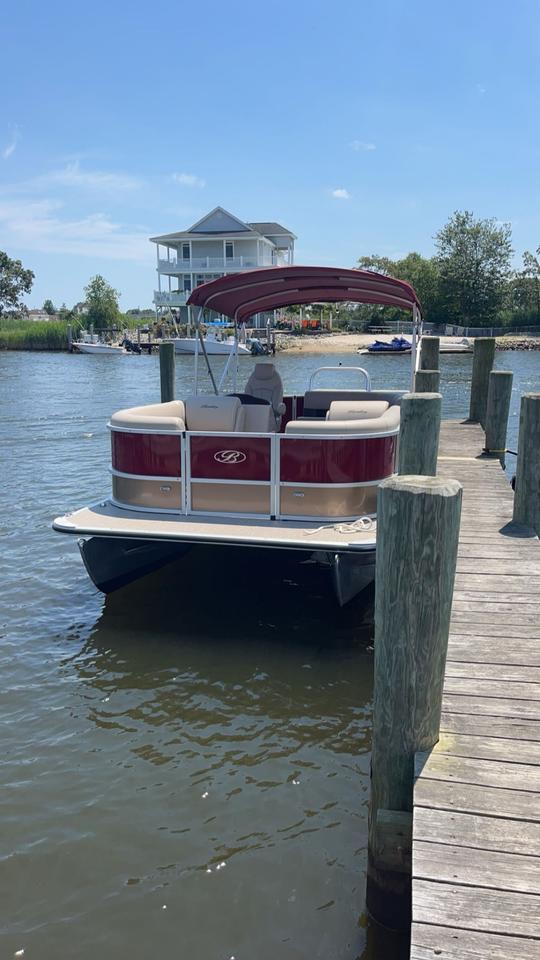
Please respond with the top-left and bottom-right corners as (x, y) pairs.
(0, 251), (34, 316)
(357, 254), (395, 276)
(521, 248), (540, 318)
(358, 252), (440, 320)
(84, 275), (121, 329)
(43, 298), (55, 315)
(435, 211), (513, 325)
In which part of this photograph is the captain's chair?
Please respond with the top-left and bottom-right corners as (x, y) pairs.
(245, 362), (286, 426)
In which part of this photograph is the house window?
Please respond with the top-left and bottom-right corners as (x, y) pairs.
(225, 242), (234, 260)
(183, 276), (192, 292)
(182, 243), (190, 260)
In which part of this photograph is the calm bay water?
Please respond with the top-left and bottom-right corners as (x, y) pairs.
(1, 347), (539, 960)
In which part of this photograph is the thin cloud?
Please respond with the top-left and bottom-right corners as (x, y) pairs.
(172, 172), (206, 188)
(0, 162), (143, 195)
(44, 161), (142, 191)
(2, 125), (20, 160)
(351, 140), (376, 152)
(476, 84), (487, 96)
(331, 188), (351, 200)
(0, 197), (152, 262)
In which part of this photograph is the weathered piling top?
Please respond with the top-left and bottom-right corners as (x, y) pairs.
(411, 421), (540, 958)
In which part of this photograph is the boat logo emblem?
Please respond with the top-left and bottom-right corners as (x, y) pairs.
(214, 449), (247, 464)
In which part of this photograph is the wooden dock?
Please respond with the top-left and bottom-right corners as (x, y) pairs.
(411, 420), (540, 958)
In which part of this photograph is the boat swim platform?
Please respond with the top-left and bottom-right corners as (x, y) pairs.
(53, 501), (376, 554)
(411, 421), (540, 959)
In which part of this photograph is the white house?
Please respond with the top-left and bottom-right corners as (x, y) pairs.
(150, 206), (296, 327)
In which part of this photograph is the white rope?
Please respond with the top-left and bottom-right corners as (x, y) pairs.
(302, 516), (374, 537)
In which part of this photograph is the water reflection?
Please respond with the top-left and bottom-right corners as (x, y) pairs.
(49, 547), (378, 959)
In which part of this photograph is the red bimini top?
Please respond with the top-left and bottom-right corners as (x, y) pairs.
(186, 265), (421, 323)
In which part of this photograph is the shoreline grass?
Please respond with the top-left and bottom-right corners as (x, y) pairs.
(0, 315), (141, 351)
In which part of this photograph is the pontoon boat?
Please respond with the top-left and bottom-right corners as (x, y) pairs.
(54, 266), (422, 605)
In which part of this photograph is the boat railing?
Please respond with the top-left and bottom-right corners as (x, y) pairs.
(108, 416), (399, 522)
(308, 366), (371, 391)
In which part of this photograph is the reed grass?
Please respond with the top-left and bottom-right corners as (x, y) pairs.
(0, 319), (83, 351)
(0, 314), (140, 350)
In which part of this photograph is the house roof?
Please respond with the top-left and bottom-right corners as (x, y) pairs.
(150, 208), (296, 244)
(187, 265), (422, 323)
(247, 222), (296, 238)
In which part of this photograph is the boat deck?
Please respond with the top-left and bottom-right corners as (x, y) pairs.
(411, 421), (540, 959)
(53, 501), (376, 554)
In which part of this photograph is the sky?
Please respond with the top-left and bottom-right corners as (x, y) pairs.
(1, 0), (540, 310)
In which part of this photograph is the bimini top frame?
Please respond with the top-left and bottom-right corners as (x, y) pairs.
(187, 265), (423, 389)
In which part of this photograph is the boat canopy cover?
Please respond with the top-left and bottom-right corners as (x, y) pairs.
(186, 265), (421, 323)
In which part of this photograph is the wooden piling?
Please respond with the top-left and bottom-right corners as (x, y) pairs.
(469, 337), (495, 426)
(398, 393), (442, 477)
(419, 336), (440, 371)
(414, 369), (440, 393)
(484, 370), (513, 461)
(159, 342), (175, 402)
(513, 392), (540, 535)
(367, 475), (462, 929)
(67, 324), (72, 353)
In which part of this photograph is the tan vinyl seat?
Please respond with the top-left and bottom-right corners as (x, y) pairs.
(110, 400), (186, 431)
(326, 400), (389, 421)
(245, 363), (286, 421)
(184, 395), (245, 432)
(241, 403), (277, 433)
(285, 405), (400, 435)
(303, 389), (406, 418)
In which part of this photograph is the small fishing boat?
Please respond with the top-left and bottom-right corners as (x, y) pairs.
(54, 266), (423, 605)
(73, 332), (127, 355)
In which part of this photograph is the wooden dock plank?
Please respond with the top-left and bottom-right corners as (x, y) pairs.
(411, 421), (540, 957)
(415, 751), (540, 791)
(441, 693), (540, 720)
(414, 840), (540, 894)
(447, 637), (540, 666)
(414, 807), (540, 856)
(434, 732), (540, 764)
(445, 661), (540, 682)
(447, 621), (540, 638)
(443, 677), (540, 701)
(439, 712), (540, 742)
(414, 776), (540, 821)
(411, 923), (540, 960)
(412, 879), (540, 938)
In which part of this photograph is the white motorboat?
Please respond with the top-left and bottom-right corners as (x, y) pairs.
(169, 326), (251, 356)
(54, 265), (424, 605)
(439, 338), (473, 354)
(73, 332), (127, 355)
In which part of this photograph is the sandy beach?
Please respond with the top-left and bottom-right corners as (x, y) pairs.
(276, 332), (540, 353)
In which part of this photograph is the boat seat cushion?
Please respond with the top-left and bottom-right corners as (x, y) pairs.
(285, 405), (400, 435)
(327, 400), (389, 421)
(184, 395), (245, 432)
(110, 400), (186, 431)
(241, 403), (277, 433)
(245, 362), (286, 415)
(303, 389), (406, 417)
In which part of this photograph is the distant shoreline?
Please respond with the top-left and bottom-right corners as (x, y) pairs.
(276, 332), (540, 354)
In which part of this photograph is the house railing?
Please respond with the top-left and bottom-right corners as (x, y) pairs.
(158, 255), (279, 273)
(154, 291), (188, 306)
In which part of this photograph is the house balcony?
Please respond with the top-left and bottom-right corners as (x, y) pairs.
(154, 291), (188, 307)
(158, 255), (279, 275)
